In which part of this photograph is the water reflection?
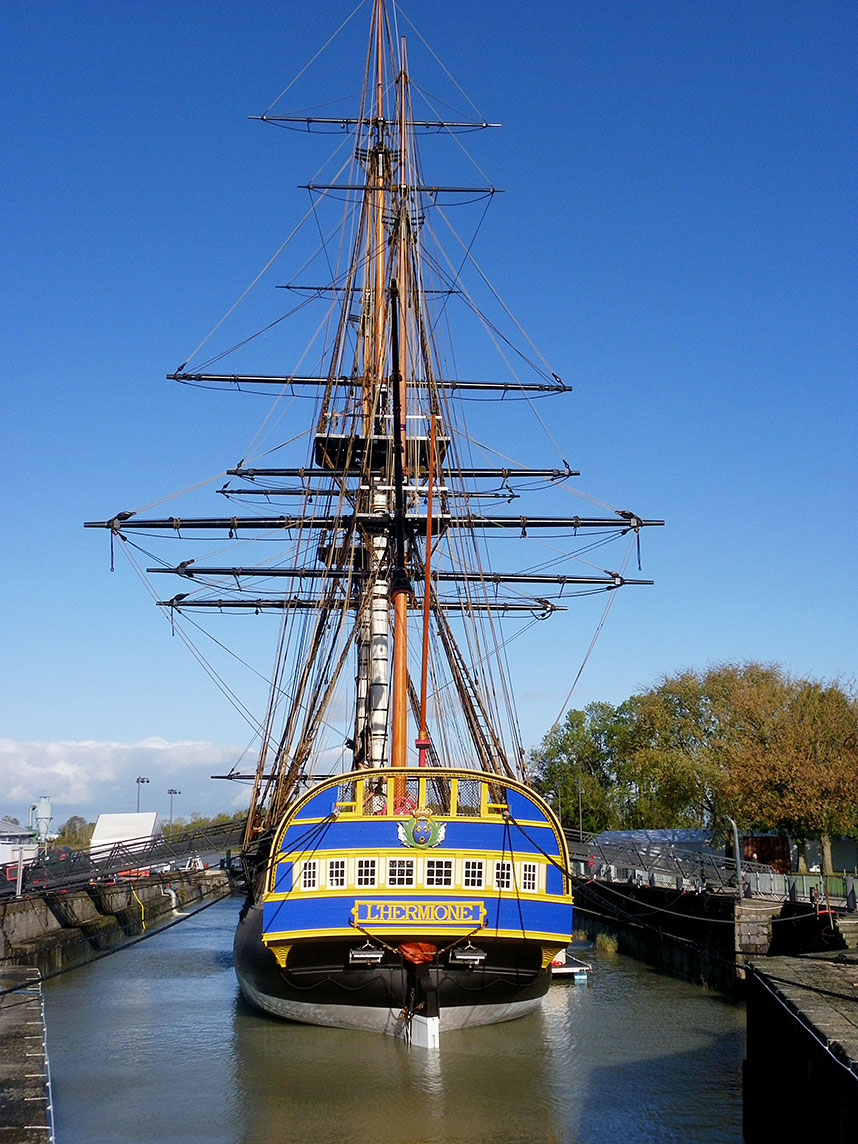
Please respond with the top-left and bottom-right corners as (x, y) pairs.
(45, 897), (744, 1144)
(233, 999), (563, 1144)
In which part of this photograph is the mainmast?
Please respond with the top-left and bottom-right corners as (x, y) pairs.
(390, 33), (415, 771)
(389, 277), (411, 769)
(356, 7), (417, 773)
(361, 0), (394, 772)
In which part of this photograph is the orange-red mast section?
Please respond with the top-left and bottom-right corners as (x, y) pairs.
(417, 414), (436, 767)
(391, 32), (410, 770)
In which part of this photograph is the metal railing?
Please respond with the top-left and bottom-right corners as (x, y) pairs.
(562, 828), (858, 909)
(2, 817), (248, 897)
(7, 815), (855, 912)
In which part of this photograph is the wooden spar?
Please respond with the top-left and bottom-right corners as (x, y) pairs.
(397, 35), (409, 504)
(392, 587), (408, 767)
(417, 413), (436, 767)
(391, 35), (411, 771)
(363, 0), (390, 769)
(389, 278), (410, 768)
(372, 0), (386, 398)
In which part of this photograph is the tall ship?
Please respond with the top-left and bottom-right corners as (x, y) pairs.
(87, 0), (660, 1045)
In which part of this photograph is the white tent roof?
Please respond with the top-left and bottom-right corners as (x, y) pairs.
(90, 812), (162, 851)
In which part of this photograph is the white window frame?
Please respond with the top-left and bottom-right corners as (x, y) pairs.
(463, 859), (484, 889)
(327, 858), (346, 888)
(522, 861), (538, 892)
(356, 857), (377, 888)
(426, 858), (453, 887)
(301, 860), (317, 891)
(387, 857), (415, 887)
(495, 860), (513, 890)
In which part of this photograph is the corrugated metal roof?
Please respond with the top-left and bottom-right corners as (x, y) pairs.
(0, 818), (36, 840)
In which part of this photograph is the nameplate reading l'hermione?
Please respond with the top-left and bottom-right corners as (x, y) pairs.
(353, 901), (486, 926)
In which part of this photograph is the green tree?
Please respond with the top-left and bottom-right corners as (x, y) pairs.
(718, 672), (858, 872)
(616, 673), (723, 829)
(187, 811), (245, 830)
(532, 663), (858, 863)
(531, 684), (722, 831)
(531, 701), (631, 831)
(56, 816), (95, 849)
(168, 810), (248, 840)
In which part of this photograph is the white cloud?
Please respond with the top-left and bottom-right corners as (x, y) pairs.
(0, 738), (251, 827)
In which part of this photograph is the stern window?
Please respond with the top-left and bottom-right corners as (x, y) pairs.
(328, 859), (346, 888)
(463, 860), (484, 888)
(388, 858), (415, 887)
(301, 860), (317, 891)
(426, 859), (453, 887)
(495, 861), (513, 890)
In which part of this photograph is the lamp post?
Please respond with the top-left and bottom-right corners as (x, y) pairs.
(136, 776), (150, 812)
(167, 788), (181, 840)
(726, 815), (743, 900)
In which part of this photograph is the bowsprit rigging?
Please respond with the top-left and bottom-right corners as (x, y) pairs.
(85, 0), (662, 1044)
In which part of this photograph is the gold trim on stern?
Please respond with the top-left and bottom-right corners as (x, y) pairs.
(270, 943), (291, 968)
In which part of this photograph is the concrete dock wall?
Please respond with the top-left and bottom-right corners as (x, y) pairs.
(0, 967), (54, 1143)
(0, 872), (230, 977)
(744, 953), (858, 1141)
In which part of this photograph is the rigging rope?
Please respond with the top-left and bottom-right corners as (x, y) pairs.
(263, 0), (367, 115)
(176, 199), (324, 374)
(394, 6), (492, 130)
(112, 540), (265, 734)
(546, 531), (639, 732)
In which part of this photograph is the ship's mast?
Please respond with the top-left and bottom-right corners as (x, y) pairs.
(390, 33), (413, 771)
(363, 0), (393, 771)
(389, 276), (410, 768)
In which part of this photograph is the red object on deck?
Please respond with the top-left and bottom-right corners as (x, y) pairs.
(398, 942), (437, 964)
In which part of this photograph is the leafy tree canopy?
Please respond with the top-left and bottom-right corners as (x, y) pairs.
(55, 816), (95, 849)
(530, 663), (858, 871)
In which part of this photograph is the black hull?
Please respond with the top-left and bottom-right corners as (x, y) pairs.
(234, 900), (551, 1033)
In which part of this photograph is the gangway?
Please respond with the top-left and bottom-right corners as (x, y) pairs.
(3, 816), (249, 896)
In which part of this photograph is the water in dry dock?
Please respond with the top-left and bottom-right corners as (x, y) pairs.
(43, 896), (744, 1144)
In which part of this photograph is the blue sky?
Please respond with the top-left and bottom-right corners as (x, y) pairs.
(2, 0), (855, 828)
